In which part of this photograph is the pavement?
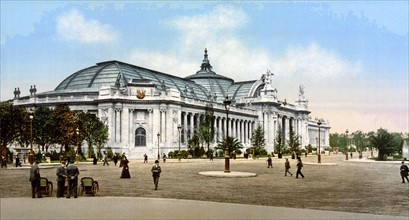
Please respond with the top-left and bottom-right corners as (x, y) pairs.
(1, 197), (408, 220)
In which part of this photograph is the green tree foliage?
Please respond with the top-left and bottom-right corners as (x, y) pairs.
(352, 131), (368, 153)
(0, 101), (19, 158)
(250, 124), (266, 157)
(215, 135), (243, 157)
(78, 112), (108, 158)
(274, 124), (284, 158)
(52, 104), (77, 153)
(197, 104), (215, 153)
(93, 122), (109, 159)
(288, 126), (300, 158)
(369, 128), (401, 160)
(33, 106), (54, 152)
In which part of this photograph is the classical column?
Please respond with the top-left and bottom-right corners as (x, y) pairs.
(115, 108), (122, 143)
(183, 112), (187, 144)
(128, 109), (134, 148)
(214, 116), (218, 143)
(190, 113), (194, 137)
(160, 109), (167, 144)
(243, 120), (247, 145)
(122, 106), (129, 147)
(148, 109), (153, 148)
(153, 108), (160, 149)
(107, 107), (115, 145)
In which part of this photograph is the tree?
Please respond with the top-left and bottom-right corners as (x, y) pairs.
(78, 112), (106, 158)
(288, 126), (300, 159)
(352, 131), (368, 154)
(33, 106), (54, 152)
(215, 135), (243, 157)
(369, 128), (400, 160)
(0, 101), (19, 159)
(274, 124), (284, 158)
(93, 120), (109, 159)
(197, 104), (215, 153)
(52, 104), (76, 153)
(250, 124), (266, 158)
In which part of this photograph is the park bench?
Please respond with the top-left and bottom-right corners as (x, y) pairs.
(39, 177), (53, 197)
(80, 177), (99, 196)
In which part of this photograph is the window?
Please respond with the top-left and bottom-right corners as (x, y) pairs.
(135, 128), (146, 147)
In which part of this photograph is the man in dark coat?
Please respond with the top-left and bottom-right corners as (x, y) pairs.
(29, 161), (42, 198)
(56, 161), (67, 198)
(400, 161), (409, 183)
(66, 160), (80, 198)
(151, 160), (161, 190)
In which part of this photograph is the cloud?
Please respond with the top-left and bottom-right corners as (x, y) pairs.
(272, 43), (363, 78)
(56, 10), (119, 43)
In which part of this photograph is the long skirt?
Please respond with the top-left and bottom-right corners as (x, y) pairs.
(120, 166), (131, 178)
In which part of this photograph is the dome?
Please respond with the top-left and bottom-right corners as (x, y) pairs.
(51, 60), (211, 101)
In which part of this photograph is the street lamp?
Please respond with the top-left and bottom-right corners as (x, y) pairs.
(177, 124), (182, 161)
(345, 129), (349, 160)
(157, 132), (160, 160)
(317, 120), (322, 163)
(76, 128), (80, 164)
(223, 96), (231, 173)
(29, 111), (34, 165)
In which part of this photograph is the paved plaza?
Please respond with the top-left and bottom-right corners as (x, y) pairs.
(1, 152), (408, 219)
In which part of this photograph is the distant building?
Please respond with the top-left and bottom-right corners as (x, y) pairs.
(13, 49), (330, 158)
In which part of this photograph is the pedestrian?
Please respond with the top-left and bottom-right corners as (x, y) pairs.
(284, 158), (293, 176)
(56, 160), (67, 198)
(267, 155), (273, 168)
(210, 153), (213, 161)
(120, 156), (131, 178)
(29, 160), (42, 198)
(1, 155), (7, 168)
(66, 160), (80, 198)
(144, 154), (148, 163)
(163, 153), (167, 163)
(400, 161), (409, 183)
(15, 155), (22, 167)
(120, 153), (126, 167)
(296, 158), (304, 179)
(113, 154), (118, 166)
(151, 160), (161, 190)
(93, 154), (97, 165)
(103, 154), (109, 166)
(350, 152), (353, 159)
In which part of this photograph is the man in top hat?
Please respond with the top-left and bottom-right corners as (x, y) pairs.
(66, 160), (79, 198)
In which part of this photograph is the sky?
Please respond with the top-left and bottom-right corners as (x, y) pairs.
(1, 1), (408, 134)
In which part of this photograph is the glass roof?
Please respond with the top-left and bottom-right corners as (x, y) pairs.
(52, 49), (262, 103)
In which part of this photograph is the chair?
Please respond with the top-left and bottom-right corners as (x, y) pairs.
(80, 177), (99, 196)
(39, 177), (53, 197)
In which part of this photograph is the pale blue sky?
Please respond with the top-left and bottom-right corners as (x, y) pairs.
(1, 1), (408, 133)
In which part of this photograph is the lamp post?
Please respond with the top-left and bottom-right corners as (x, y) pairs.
(317, 120), (322, 163)
(76, 128), (80, 164)
(29, 111), (34, 165)
(157, 132), (160, 160)
(345, 129), (349, 160)
(223, 96), (231, 173)
(177, 124), (182, 161)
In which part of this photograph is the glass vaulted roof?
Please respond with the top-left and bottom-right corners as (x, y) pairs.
(50, 49), (261, 103)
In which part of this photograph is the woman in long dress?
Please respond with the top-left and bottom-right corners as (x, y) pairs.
(120, 156), (130, 178)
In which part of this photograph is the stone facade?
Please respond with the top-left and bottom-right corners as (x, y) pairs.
(13, 50), (330, 159)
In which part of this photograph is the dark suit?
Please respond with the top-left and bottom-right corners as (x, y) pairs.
(66, 163), (79, 198)
(151, 164), (161, 190)
(56, 165), (66, 197)
(29, 164), (41, 198)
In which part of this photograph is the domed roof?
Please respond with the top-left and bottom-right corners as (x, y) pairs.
(52, 60), (211, 100)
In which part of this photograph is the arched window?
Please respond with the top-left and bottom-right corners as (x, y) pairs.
(135, 127), (146, 147)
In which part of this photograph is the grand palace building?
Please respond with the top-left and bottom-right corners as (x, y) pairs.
(12, 49), (330, 159)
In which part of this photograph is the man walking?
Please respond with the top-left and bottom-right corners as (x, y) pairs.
(29, 160), (42, 198)
(151, 160), (161, 190)
(284, 158), (293, 176)
(56, 161), (67, 198)
(103, 154), (109, 166)
(144, 154), (148, 163)
(66, 160), (80, 198)
(267, 155), (273, 168)
(400, 161), (409, 183)
(296, 158), (304, 179)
